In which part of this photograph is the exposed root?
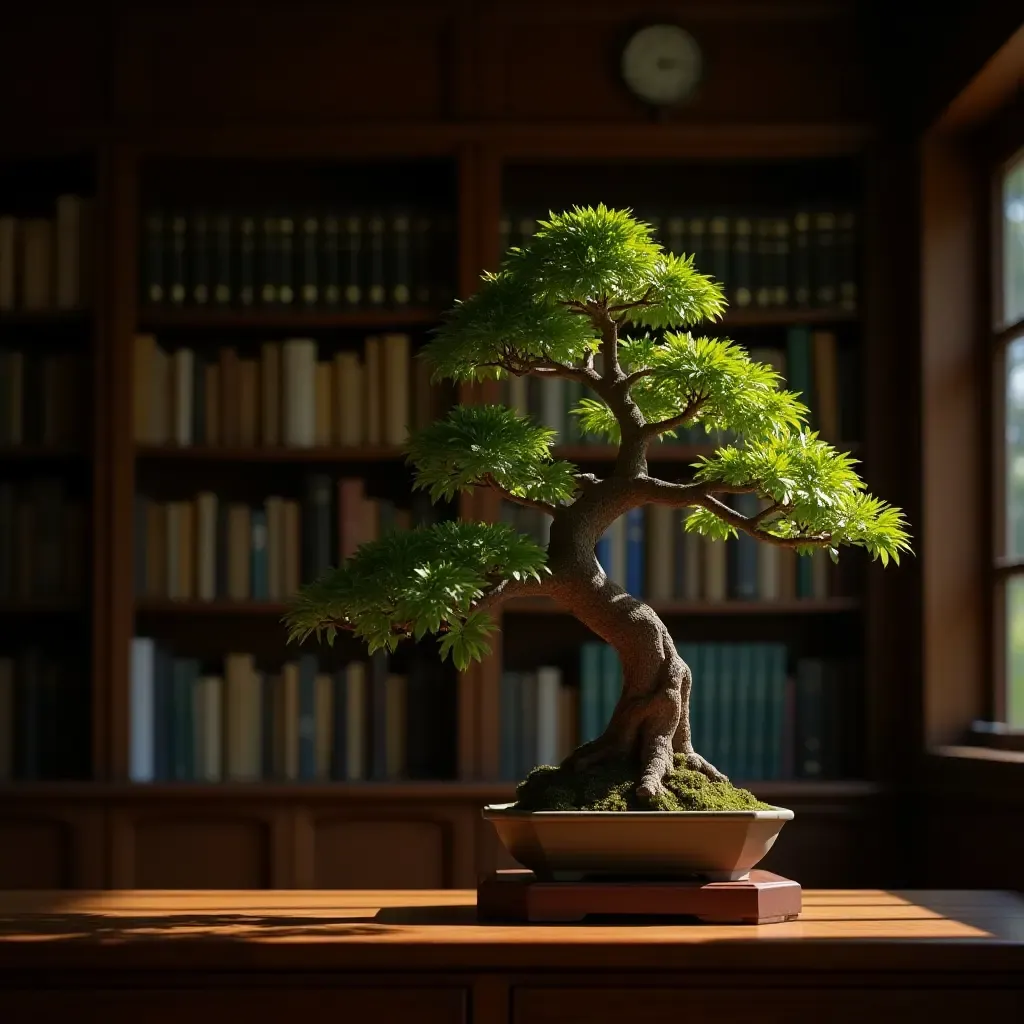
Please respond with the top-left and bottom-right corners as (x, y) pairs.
(678, 748), (729, 784)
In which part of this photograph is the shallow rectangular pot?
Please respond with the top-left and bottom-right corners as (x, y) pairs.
(482, 803), (794, 881)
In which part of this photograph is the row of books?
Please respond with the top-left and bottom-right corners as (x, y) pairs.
(0, 350), (87, 447)
(0, 479), (87, 602)
(499, 643), (857, 783)
(501, 329), (857, 447)
(502, 208), (858, 312)
(128, 642), (453, 783)
(133, 477), (439, 602)
(504, 502), (834, 602)
(0, 196), (95, 312)
(139, 208), (456, 310)
(133, 333), (449, 449)
(0, 650), (90, 781)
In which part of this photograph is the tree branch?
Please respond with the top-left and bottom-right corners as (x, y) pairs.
(621, 366), (655, 388)
(481, 474), (558, 515)
(470, 575), (550, 616)
(609, 285), (655, 315)
(694, 493), (831, 549)
(643, 395), (707, 437)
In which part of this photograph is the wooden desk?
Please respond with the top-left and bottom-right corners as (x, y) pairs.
(0, 889), (1022, 1023)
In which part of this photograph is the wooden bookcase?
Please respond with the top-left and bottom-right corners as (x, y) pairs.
(0, 2), (916, 892)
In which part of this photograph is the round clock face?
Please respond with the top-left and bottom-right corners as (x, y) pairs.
(621, 24), (702, 107)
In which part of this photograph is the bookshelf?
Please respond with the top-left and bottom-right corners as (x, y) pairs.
(0, 2), (913, 891)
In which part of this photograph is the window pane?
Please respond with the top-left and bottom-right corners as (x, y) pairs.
(1004, 157), (1024, 325)
(1007, 576), (1024, 726)
(1004, 338), (1024, 556)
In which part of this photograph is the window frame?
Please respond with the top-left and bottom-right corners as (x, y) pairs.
(988, 100), (1024, 735)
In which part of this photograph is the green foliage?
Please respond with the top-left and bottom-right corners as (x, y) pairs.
(425, 269), (599, 384)
(284, 521), (548, 669)
(405, 403), (578, 505)
(689, 431), (914, 564)
(513, 754), (771, 812)
(571, 332), (808, 443)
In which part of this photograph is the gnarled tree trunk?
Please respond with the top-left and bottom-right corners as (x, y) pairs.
(544, 485), (726, 801)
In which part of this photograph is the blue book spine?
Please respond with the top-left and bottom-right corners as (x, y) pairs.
(330, 671), (348, 781)
(129, 637), (155, 782)
(786, 326), (814, 428)
(797, 554), (814, 598)
(153, 645), (173, 781)
(595, 532), (611, 576)
(579, 643), (602, 743)
(297, 653), (318, 780)
(600, 644), (621, 729)
(250, 509), (269, 601)
(499, 671), (521, 781)
(701, 644), (719, 768)
(732, 493), (760, 599)
(624, 507), (645, 596)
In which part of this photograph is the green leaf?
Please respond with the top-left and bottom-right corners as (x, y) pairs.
(283, 521), (547, 667)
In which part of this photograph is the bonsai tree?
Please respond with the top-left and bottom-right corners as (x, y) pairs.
(285, 205), (910, 807)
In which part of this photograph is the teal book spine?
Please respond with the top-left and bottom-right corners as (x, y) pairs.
(749, 644), (768, 782)
(678, 642), (701, 753)
(600, 644), (621, 730)
(701, 644), (719, 768)
(733, 644), (752, 781)
(717, 644), (735, 778)
(767, 644), (788, 779)
(579, 643), (602, 743)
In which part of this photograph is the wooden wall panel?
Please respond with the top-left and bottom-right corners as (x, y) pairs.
(0, 821), (73, 889)
(313, 820), (448, 889)
(477, 3), (868, 122)
(114, 5), (455, 123)
(0, 9), (106, 136)
(112, 817), (276, 889)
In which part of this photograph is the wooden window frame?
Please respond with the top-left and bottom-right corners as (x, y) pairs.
(987, 102), (1024, 742)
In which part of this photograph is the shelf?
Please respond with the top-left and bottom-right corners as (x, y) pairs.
(0, 309), (92, 327)
(137, 600), (290, 614)
(720, 308), (858, 327)
(0, 600), (84, 614)
(0, 446), (87, 461)
(137, 307), (442, 330)
(137, 445), (407, 462)
(0, 778), (881, 801)
(505, 597), (861, 616)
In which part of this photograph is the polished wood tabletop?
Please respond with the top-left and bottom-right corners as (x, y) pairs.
(1, 888), (1023, 973)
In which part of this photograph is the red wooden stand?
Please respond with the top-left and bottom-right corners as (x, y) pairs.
(477, 868), (802, 924)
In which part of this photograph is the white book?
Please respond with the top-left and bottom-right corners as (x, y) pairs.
(508, 374), (528, 417)
(647, 505), (675, 602)
(282, 338), (317, 446)
(364, 336), (382, 444)
(194, 675), (223, 782)
(703, 538), (728, 601)
(195, 492), (217, 601)
(172, 347), (194, 446)
(55, 194), (82, 310)
(541, 377), (565, 442)
(334, 350), (363, 445)
(0, 216), (16, 310)
(346, 661), (367, 781)
(128, 637), (156, 782)
(535, 666), (561, 767)
(382, 333), (411, 446)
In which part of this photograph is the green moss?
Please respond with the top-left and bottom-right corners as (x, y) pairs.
(512, 754), (773, 812)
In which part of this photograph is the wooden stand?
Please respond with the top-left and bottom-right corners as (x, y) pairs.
(477, 868), (802, 924)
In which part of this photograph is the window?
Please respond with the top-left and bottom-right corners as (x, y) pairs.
(996, 151), (1024, 727)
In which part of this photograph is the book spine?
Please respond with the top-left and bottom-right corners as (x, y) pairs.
(212, 213), (232, 306)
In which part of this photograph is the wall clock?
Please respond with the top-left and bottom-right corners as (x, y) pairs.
(621, 24), (703, 108)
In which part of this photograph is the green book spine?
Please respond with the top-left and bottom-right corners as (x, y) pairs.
(259, 215), (279, 306)
(366, 212), (386, 307)
(773, 215), (791, 308)
(299, 213), (319, 307)
(734, 644), (752, 781)
(600, 644), (621, 730)
(786, 326), (814, 429)
(212, 213), (232, 306)
(792, 210), (812, 307)
(190, 210), (210, 306)
(141, 210), (165, 306)
(813, 210), (838, 308)
(389, 211), (411, 307)
(278, 213), (295, 306)
(730, 215), (753, 309)
(717, 644), (735, 778)
(767, 644), (787, 779)
(321, 214), (341, 307)
(342, 214), (363, 308)
(237, 214), (256, 307)
(168, 213), (187, 306)
(413, 213), (433, 304)
(701, 644), (719, 768)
